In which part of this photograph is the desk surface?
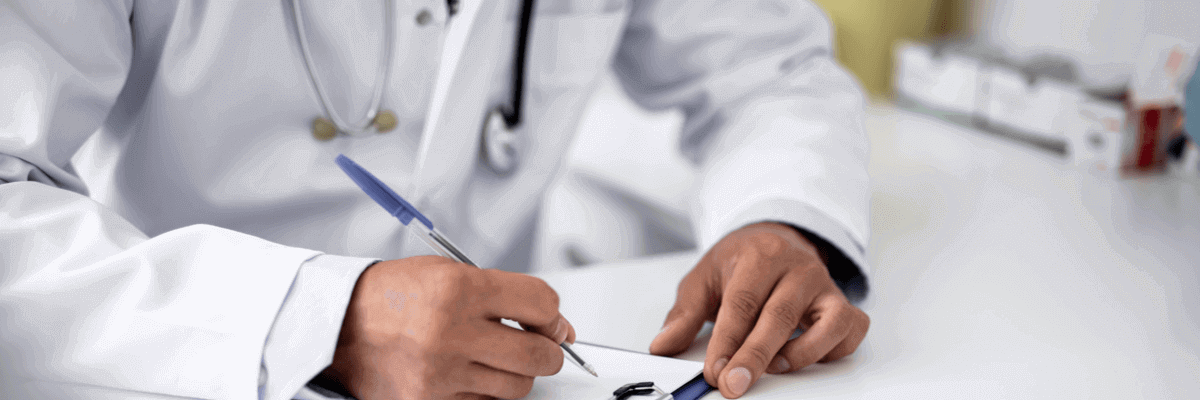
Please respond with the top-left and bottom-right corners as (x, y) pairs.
(537, 105), (1200, 399)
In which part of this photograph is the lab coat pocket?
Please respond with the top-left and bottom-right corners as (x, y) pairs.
(529, 6), (628, 88)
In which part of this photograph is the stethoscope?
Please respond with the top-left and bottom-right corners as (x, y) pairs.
(292, 0), (534, 174)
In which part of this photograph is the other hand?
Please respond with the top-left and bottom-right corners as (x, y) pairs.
(325, 256), (576, 400)
(649, 222), (869, 398)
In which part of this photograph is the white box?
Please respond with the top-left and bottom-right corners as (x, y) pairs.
(983, 67), (1085, 142)
(1065, 100), (1126, 175)
(894, 42), (982, 115)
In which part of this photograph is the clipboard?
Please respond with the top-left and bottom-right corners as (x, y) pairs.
(669, 373), (715, 400)
(607, 374), (713, 400)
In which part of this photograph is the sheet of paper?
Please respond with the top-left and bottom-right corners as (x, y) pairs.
(523, 342), (703, 400)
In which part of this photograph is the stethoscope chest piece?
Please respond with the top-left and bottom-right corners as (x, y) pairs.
(311, 110), (399, 142)
(481, 109), (521, 173)
(481, 0), (536, 174)
(313, 118), (338, 142)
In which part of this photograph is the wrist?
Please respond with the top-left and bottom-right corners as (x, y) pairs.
(738, 222), (822, 262)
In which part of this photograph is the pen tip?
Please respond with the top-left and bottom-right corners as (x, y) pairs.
(586, 365), (598, 377)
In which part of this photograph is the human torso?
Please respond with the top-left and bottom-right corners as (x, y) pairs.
(80, 0), (629, 267)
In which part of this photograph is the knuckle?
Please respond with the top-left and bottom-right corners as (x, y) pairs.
(744, 229), (791, 256)
(418, 340), (445, 362)
(767, 300), (803, 327)
(801, 263), (832, 284)
(528, 341), (563, 375)
(827, 307), (850, 332)
(425, 310), (458, 334)
(415, 364), (441, 391)
(431, 268), (471, 300)
(667, 303), (700, 324)
(725, 290), (762, 321)
(833, 303), (864, 333)
(792, 346), (820, 367)
(477, 269), (505, 299)
(744, 344), (776, 366)
(716, 331), (746, 353)
(535, 279), (560, 311)
(444, 267), (473, 287)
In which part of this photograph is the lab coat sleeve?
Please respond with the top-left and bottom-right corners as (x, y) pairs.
(0, 2), (367, 399)
(263, 255), (375, 400)
(612, 0), (870, 299)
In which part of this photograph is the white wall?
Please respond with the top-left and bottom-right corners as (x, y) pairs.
(976, 0), (1200, 91)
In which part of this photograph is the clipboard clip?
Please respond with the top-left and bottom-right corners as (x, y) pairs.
(609, 381), (673, 400)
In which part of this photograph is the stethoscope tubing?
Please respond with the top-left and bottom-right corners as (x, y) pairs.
(500, 0), (536, 129)
(292, 0), (395, 136)
(292, 0), (534, 153)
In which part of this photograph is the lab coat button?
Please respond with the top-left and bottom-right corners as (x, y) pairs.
(313, 117), (337, 141)
(374, 109), (398, 133)
(416, 9), (432, 26)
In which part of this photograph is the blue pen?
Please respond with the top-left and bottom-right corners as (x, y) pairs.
(335, 154), (598, 377)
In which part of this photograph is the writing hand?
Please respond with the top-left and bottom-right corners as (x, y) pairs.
(325, 256), (575, 400)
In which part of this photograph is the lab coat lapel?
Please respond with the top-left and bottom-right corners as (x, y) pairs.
(414, 0), (508, 203)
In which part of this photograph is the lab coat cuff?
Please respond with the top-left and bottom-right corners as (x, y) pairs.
(706, 199), (870, 302)
(262, 254), (378, 400)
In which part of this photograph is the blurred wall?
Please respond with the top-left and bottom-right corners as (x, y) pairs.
(812, 0), (970, 98)
(816, 0), (1200, 98)
(976, 0), (1200, 93)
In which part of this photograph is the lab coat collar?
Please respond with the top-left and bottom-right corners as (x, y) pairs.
(415, 0), (503, 204)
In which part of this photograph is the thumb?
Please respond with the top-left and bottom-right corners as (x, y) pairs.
(650, 267), (714, 356)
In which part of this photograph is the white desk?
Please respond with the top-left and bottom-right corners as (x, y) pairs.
(536, 105), (1200, 399)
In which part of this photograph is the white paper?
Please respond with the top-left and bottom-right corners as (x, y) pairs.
(523, 343), (704, 400)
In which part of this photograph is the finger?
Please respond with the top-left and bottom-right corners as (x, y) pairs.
(820, 305), (869, 363)
(471, 322), (565, 377)
(460, 362), (537, 400)
(519, 312), (574, 345)
(650, 264), (716, 357)
(452, 394), (491, 400)
(479, 269), (563, 338)
(704, 253), (782, 386)
(773, 295), (854, 373)
(565, 318), (576, 344)
(717, 273), (810, 398)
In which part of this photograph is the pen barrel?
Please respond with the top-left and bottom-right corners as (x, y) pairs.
(411, 223), (477, 267)
(409, 221), (596, 376)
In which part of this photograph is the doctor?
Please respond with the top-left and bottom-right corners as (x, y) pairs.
(0, 0), (870, 399)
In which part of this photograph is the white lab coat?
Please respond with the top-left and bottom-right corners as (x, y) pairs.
(0, 0), (870, 398)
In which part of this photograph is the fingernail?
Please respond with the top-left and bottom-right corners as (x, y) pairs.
(726, 367), (751, 397)
(768, 355), (790, 374)
(650, 324), (671, 350)
(553, 318), (568, 343)
(654, 324), (672, 341)
(713, 357), (729, 375)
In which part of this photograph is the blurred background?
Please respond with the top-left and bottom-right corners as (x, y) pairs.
(537, 5), (1200, 394)
(822, 0), (1200, 97)
(533, 0), (1200, 270)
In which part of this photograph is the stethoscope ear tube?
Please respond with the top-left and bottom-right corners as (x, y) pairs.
(297, 0), (536, 174)
(482, 0), (536, 174)
(293, 0), (396, 138)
